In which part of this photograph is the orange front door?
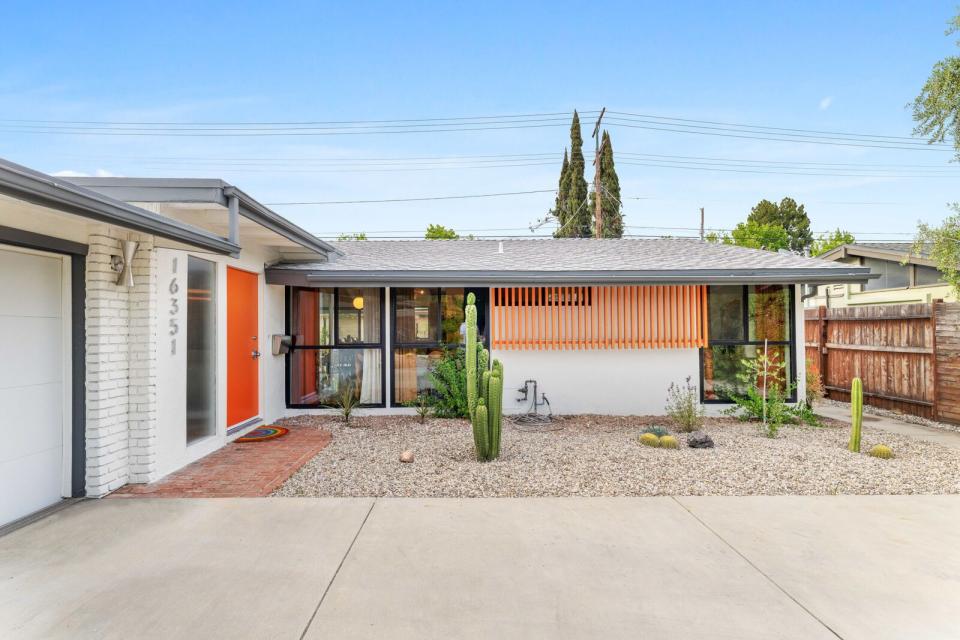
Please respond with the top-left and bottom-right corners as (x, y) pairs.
(227, 267), (260, 427)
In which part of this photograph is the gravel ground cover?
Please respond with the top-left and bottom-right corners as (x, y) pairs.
(821, 398), (960, 434)
(273, 414), (960, 497)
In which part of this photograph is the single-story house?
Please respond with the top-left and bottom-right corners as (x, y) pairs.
(0, 156), (872, 527)
(805, 242), (953, 308)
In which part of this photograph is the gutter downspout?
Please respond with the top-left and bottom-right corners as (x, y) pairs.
(227, 192), (240, 246)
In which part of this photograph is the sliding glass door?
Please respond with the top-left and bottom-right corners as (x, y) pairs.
(186, 256), (217, 444)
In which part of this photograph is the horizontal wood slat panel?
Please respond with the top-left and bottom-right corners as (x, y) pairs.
(491, 285), (707, 350)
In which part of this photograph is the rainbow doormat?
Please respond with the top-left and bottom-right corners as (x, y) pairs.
(236, 426), (289, 443)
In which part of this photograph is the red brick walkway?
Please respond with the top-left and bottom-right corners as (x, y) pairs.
(110, 427), (332, 498)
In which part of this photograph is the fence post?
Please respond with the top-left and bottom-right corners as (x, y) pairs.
(932, 299), (942, 421)
(817, 305), (829, 397)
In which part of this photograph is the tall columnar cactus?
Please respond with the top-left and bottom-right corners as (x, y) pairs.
(472, 400), (489, 460)
(849, 377), (863, 453)
(488, 365), (503, 459)
(464, 292), (504, 461)
(465, 293), (478, 418)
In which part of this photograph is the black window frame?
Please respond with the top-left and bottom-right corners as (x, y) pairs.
(699, 284), (797, 404)
(285, 286), (386, 408)
(390, 287), (489, 407)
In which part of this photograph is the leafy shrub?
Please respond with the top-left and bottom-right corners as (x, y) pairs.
(427, 348), (469, 418)
(805, 357), (825, 407)
(665, 377), (705, 433)
(403, 394), (432, 424)
(723, 350), (799, 438)
(642, 426), (670, 438)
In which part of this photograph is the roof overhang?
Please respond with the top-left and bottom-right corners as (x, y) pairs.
(0, 160), (239, 255)
(818, 243), (937, 268)
(265, 267), (876, 287)
(67, 177), (338, 257)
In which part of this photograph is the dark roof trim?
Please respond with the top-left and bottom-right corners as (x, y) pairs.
(223, 186), (341, 257)
(66, 176), (338, 257)
(818, 243), (937, 268)
(265, 267), (875, 287)
(0, 159), (239, 256)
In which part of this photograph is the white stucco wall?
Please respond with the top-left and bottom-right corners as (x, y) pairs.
(493, 347), (701, 415)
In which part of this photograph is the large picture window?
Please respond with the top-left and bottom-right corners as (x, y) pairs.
(288, 287), (384, 407)
(701, 285), (795, 402)
(391, 288), (487, 404)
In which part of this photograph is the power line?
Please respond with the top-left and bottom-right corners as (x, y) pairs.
(265, 189), (556, 205)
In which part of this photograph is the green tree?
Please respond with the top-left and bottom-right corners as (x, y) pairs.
(810, 228), (855, 256)
(912, 12), (960, 160)
(555, 111), (591, 237)
(709, 220), (790, 251)
(913, 203), (960, 296)
(425, 224), (459, 240)
(747, 197), (813, 252)
(337, 232), (367, 240)
(589, 130), (624, 238)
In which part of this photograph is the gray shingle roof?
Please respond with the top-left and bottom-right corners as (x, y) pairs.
(266, 238), (872, 285)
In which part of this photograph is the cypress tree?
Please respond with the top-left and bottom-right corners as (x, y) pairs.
(556, 111), (591, 237)
(597, 130), (623, 238)
(552, 149), (570, 237)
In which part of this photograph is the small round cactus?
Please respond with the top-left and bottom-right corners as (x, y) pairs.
(639, 432), (661, 447)
(659, 435), (679, 449)
(868, 444), (894, 459)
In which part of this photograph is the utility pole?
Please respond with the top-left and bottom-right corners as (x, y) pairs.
(700, 207), (705, 241)
(592, 107), (606, 238)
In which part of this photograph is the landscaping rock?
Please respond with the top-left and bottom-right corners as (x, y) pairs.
(687, 431), (714, 449)
(400, 450), (415, 463)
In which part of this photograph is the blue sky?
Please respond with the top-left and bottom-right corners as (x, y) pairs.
(1, 1), (957, 240)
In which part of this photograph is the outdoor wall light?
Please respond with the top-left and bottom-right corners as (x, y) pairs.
(352, 295), (364, 310)
(110, 239), (139, 287)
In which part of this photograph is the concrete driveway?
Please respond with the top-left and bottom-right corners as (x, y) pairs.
(1, 496), (958, 639)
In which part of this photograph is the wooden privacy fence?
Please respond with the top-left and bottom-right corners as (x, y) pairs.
(804, 301), (960, 423)
(491, 285), (708, 351)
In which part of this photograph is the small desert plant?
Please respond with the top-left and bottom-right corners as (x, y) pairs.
(868, 444), (894, 459)
(665, 377), (705, 433)
(659, 435), (679, 449)
(642, 426), (670, 438)
(410, 394), (431, 424)
(849, 377), (863, 453)
(336, 382), (360, 425)
(639, 432), (661, 447)
(805, 358), (825, 407)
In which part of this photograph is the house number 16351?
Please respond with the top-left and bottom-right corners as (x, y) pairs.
(169, 257), (180, 355)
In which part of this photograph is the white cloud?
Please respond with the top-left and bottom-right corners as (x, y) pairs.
(819, 96), (833, 111)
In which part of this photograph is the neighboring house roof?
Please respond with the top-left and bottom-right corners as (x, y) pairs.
(818, 242), (936, 268)
(266, 238), (874, 285)
(0, 158), (240, 255)
(66, 177), (339, 257)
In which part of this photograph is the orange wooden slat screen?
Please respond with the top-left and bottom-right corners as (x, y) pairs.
(489, 285), (709, 350)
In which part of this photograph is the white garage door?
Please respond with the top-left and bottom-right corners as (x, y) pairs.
(0, 245), (69, 526)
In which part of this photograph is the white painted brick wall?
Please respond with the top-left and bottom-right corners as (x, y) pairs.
(84, 229), (159, 496)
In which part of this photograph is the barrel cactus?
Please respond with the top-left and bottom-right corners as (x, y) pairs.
(639, 432), (661, 447)
(848, 377), (863, 453)
(659, 435), (679, 449)
(868, 444), (894, 459)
